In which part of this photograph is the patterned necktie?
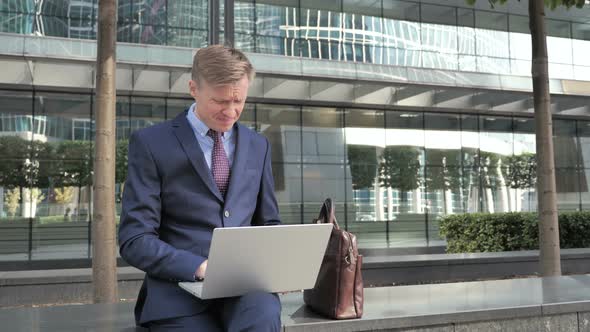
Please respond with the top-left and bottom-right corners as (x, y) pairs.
(207, 129), (231, 197)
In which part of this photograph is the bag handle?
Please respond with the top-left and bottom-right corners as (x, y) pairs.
(314, 198), (340, 230)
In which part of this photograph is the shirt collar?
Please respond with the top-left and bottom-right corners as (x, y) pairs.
(187, 103), (233, 140)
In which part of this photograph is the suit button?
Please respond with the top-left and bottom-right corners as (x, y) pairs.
(224, 210), (230, 218)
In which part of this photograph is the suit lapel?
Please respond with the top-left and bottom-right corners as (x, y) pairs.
(225, 123), (250, 203)
(172, 111), (224, 202)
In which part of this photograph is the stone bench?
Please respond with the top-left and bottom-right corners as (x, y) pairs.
(4, 275), (590, 331)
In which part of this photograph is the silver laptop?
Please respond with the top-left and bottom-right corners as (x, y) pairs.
(178, 223), (332, 299)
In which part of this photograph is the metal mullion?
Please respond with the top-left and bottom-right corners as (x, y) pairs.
(224, 0), (234, 46)
(209, 0), (220, 45)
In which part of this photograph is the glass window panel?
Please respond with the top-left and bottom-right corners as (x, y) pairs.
(476, 29), (509, 58)
(549, 63), (573, 80)
(32, 159), (91, 260)
(0, 12), (35, 34)
(580, 168), (590, 211)
(509, 15), (528, 34)
(38, 1), (68, 17)
(166, 98), (192, 120)
(302, 163), (346, 221)
(458, 26), (476, 55)
(547, 36), (572, 64)
(234, 2), (255, 35)
(509, 32), (531, 60)
(424, 113), (461, 167)
(481, 164), (512, 213)
(556, 168), (580, 212)
(425, 166), (463, 215)
(386, 111), (424, 148)
(343, 0), (381, 17)
(130, 97), (166, 133)
(421, 23), (457, 54)
(461, 115), (479, 168)
(510, 118), (537, 213)
(34, 92), (92, 143)
(0, 167), (30, 260)
(553, 119), (579, 169)
(272, 162), (301, 224)
(475, 11), (507, 31)
(0, 91), (33, 159)
(256, 2), (297, 38)
(421, 4), (456, 26)
(383, 0), (419, 21)
(300, 0), (340, 12)
(577, 121), (590, 169)
(573, 22), (590, 41)
(458, 8), (474, 28)
(129, 24), (167, 45)
(257, 36), (298, 56)
(67, 18), (96, 39)
(115, 96), (130, 141)
(0, 1), (36, 14)
(479, 116), (512, 168)
(462, 166), (481, 213)
(459, 55), (477, 71)
(38, 15), (69, 37)
(477, 56), (510, 74)
(573, 39), (590, 66)
(301, 107), (344, 164)
(513, 118), (535, 155)
(382, 19), (421, 50)
(546, 19), (571, 39)
(256, 103), (301, 163)
(167, 28), (207, 48)
(386, 165), (426, 246)
(422, 51), (458, 70)
(345, 109), (384, 224)
(168, 0), (208, 29)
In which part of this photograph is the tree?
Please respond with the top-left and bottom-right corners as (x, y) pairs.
(115, 139), (129, 201)
(425, 150), (462, 215)
(347, 145), (377, 190)
(467, 0), (585, 276)
(379, 146), (422, 212)
(93, 0), (118, 303)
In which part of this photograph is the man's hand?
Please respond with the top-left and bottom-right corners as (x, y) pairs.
(195, 259), (208, 280)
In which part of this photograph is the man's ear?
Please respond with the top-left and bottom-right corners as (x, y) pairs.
(189, 79), (199, 99)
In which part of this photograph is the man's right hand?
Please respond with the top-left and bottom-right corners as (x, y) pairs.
(195, 259), (208, 280)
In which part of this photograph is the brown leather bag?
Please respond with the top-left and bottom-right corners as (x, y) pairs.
(303, 198), (364, 319)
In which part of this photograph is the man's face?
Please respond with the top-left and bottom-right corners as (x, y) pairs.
(189, 75), (249, 132)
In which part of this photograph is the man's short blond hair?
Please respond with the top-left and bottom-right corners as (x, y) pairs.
(192, 45), (255, 86)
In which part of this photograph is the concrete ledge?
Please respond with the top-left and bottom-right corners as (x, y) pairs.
(4, 275), (590, 332)
(4, 249), (590, 307)
(363, 248), (590, 285)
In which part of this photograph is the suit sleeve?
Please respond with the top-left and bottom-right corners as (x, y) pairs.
(252, 137), (281, 226)
(118, 130), (205, 281)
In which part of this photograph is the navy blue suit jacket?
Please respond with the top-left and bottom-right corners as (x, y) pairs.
(118, 110), (281, 325)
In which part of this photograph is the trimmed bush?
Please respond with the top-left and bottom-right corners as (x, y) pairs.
(439, 211), (590, 253)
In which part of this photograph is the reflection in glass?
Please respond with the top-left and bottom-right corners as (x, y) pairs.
(302, 163), (346, 221)
(556, 168), (580, 211)
(257, 104), (300, 164)
(345, 109), (384, 246)
(272, 162), (301, 225)
(302, 107), (344, 164)
(554, 119), (579, 169)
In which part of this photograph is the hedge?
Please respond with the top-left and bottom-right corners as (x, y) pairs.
(439, 211), (590, 253)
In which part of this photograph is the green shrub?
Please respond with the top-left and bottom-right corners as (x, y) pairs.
(439, 211), (590, 253)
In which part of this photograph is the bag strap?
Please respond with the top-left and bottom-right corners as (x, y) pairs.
(314, 198), (340, 230)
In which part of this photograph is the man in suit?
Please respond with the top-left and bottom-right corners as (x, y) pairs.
(118, 45), (282, 331)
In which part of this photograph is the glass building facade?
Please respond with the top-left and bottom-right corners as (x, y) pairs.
(0, 0), (590, 263)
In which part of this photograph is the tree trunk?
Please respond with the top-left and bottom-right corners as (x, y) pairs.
(529, 0), (561, 276)
(93, 0), (118, 303)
